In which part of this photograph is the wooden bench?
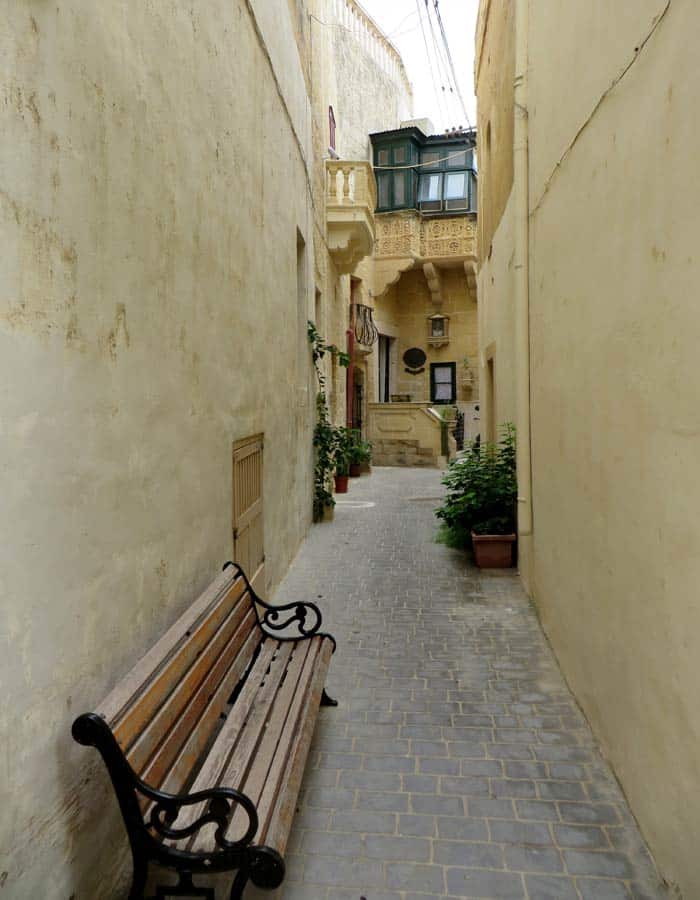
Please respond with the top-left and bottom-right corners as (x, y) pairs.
(72, 562), (337, 900)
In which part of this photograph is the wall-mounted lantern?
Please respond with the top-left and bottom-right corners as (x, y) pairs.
(427, 313), (450, 347)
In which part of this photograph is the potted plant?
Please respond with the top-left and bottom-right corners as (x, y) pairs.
(348, 429), (372, 477)
(332, 426), (352, 493)
(435, 424), (517, 568)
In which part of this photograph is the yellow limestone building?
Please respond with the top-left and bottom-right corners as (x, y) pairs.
(476, 0), (700, 895)
(0, 1), (411, 896)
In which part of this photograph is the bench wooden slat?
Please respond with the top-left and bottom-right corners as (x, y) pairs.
(263, 639), (333, 855)
(98, 568), (243, 725)
(112, 579), (249, 749)
(127, 601), (255, 774)
(237, 638), (324, 847)
(136, 609), (259, 793)
(199, 639), (317, 850)
(169, 639), (289, 844)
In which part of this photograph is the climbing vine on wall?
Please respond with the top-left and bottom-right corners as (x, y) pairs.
(308, 321), (350, 521)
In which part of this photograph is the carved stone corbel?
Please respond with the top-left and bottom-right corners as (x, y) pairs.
(423, 262), (444, 306)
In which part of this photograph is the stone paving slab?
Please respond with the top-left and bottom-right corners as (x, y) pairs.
(244, 468), (666, 899)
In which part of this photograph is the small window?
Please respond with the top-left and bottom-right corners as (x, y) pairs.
(394, 145), (407, 164)
(328, 106), (336, 151)
(430, 363), (456, 403)
(377, 148), (390, 167)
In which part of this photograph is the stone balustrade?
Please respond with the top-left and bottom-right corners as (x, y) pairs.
(325, 160), (376, 274)
(326, 160), (377, 211)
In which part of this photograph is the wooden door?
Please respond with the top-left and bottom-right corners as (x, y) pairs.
(232, 434), (265, 598)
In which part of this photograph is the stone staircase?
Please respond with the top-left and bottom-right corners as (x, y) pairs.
(372, 438), (438, 468)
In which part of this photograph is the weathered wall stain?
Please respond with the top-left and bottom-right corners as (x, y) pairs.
(103, 303), (130, 362)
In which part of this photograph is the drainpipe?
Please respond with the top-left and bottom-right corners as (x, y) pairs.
(514, 0), (533, 536)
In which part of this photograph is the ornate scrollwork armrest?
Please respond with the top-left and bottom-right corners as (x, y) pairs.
(223, 561), (336, 651)
(141, 782), (259, 851)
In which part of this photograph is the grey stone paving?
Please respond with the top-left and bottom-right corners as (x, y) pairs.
(252, 467), (666, 900)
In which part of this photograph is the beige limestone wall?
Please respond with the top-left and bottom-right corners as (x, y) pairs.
(476, 190), (517, 442)
(308, 0), (412, 427)
(475, 0), (515, 265)
(0, 2), (316, 897)
(478, 0), (700, 893)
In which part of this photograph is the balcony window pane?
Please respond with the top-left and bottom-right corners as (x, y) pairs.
(394, 145), (407, 163)
(377, 173), (390, 208)
(447, 150), (467, 168)
(444, 172), (467, 200)
(421, 150), (441, 169)
(393, 173), (406, 205)
(419, 174), (442, 201)
(377, 148), (390, 166)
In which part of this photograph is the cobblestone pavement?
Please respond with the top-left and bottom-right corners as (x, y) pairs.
(255, 467), (667, 900)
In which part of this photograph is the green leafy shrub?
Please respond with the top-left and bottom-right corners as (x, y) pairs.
(331, 426), (353, 477)
(348, 429), (372, 465)
(436, 424), (517, 539)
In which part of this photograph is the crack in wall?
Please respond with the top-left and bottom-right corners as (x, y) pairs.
(530, 0), (672, 218)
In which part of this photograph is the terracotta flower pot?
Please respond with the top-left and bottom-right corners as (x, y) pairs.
(334, 474), (349, 493)
(349, 463), (362, 477)
(471, 532), (516, 568)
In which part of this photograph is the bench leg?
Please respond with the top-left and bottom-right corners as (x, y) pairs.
(321, 688), (338, 707)
(129, 856), (148, 900)
(229, 867), (249, 900)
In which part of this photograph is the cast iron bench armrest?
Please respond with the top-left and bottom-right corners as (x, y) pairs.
(72, 713), (258, 852)
(223, 561), (337, 652)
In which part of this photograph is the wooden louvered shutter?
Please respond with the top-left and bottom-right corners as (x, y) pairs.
(232, 434), (265, 598)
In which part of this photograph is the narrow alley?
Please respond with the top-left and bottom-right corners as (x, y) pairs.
(268, 468), (665, 900)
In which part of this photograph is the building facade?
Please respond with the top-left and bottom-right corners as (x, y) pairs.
(0, 1), (411, 896)
(476, 0), (699, 895)
(366, 125), (480, 466)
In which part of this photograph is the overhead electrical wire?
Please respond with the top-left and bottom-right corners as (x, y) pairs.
(414, 0), (448, 125)
(431, 0), (473, 130)
(422, 0), (461, 127)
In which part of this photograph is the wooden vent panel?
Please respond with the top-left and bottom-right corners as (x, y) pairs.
(232, 434), (265, 595)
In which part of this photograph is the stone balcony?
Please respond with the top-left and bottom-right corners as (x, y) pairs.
(326, 160), (376, 275)
(373, 210), (477, 300)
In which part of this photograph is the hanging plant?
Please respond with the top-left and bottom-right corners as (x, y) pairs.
(308, 321), (350, 521)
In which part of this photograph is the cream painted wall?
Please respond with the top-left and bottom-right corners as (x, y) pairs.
(0, 2), (316, 896)
(477, 0), (700, 894)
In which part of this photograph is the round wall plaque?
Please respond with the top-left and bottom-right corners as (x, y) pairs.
(403, 347), (427, 369)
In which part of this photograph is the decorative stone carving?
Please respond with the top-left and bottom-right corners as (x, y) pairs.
(373, 212), (477, 298)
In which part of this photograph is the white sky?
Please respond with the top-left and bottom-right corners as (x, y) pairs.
(359, 0), (479, 134)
